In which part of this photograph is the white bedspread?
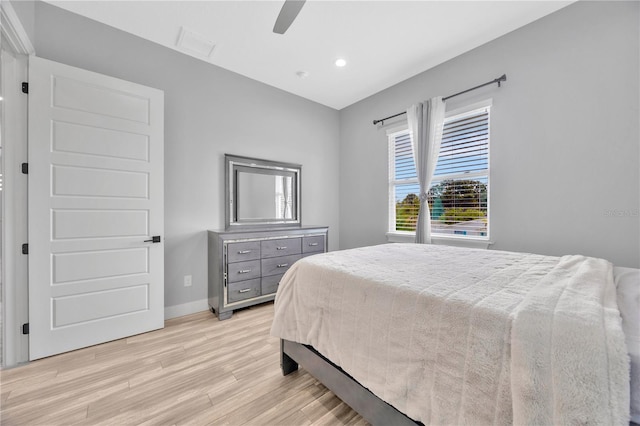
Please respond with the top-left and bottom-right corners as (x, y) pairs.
(270, 244), (630, 425)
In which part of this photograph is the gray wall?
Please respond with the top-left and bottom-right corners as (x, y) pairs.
(339, 1), (639, 268)
(31, 2), (340, 311)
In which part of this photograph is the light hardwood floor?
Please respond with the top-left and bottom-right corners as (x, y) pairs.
(0, 303), (367, 425)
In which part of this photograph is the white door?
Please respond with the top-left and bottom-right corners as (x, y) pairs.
(28, 56), (164, 360)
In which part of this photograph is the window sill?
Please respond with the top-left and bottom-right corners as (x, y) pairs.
(386, 232), (494, 250)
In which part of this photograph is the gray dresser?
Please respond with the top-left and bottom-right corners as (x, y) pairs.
(208, 226), (328, 320)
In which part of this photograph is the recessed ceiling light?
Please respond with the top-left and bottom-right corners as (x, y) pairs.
(335, 58), (347, 68)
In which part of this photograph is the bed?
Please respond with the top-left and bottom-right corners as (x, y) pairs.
(270, 243), (638, 425)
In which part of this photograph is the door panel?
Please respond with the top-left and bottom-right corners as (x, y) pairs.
(52, 285), (149, 327)
(28, 56), (164, 360)
(52, 248), (149, 283)
(52, 209), (149, 239)
(52, 121), (149, 161)
(52, 165), (149, 198)
(52, 75), (151, 123)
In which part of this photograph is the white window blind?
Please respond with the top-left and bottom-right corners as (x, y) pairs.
(389, 105), (490, 238)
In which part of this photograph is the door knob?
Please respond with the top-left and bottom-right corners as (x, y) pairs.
(144, 236), (161, 243)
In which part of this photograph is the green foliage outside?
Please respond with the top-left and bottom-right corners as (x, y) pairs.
(395, 179), (487, 231)
(428, 179), (487, 210)
(396, 193), (420, 231)
(439, 208), (486, 225)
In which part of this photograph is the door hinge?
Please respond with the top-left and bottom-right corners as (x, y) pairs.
(22, 323), (29, 335)
(21, 82), (28, 94)
(21, 163), (28, 174)
(22, 243), (28, 255)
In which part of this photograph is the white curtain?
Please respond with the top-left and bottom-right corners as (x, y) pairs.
(407, 97), (445, 244)
(282, 176), (292, 219)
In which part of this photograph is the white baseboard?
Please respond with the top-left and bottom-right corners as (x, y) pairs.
(164, 299), (209, 320)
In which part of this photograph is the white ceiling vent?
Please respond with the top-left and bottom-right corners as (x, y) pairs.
(176, 26), (216, 58)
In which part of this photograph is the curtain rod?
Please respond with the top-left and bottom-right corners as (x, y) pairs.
(372, 74), (507, 126)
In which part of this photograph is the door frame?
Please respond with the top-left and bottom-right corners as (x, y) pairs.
(1, 0), (34, 367)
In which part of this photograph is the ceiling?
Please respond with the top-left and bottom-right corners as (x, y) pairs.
(45, 1), (574, 110)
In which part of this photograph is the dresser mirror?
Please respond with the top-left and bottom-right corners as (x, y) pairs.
(225, 154), (301, 229)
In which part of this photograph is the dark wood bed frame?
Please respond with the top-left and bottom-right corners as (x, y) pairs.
(280, 339), (420, 425)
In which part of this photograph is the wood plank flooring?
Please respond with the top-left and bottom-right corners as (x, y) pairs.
(0, 303), (367, 425)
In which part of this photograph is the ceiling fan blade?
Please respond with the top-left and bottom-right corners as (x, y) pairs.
(273, 0), (306, 34)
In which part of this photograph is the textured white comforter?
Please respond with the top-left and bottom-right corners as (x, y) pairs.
(270, 244), (630, 425)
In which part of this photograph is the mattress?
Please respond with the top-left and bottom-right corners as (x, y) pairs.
(271, 243), (630, 425)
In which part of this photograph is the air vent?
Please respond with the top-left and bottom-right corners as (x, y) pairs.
(176, 26), (216, 58)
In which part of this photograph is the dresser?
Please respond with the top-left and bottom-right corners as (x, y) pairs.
(208, 226), (328, 320)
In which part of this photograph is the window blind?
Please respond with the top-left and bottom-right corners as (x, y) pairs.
(390, 106), (490, 237)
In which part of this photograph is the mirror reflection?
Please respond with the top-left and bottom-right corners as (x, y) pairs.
(237, 172), (294, 220)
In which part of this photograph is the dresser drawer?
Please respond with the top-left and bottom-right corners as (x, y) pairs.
(261, 238), (301, 258)
(228, 278), (261, 303)
(227, 241), (261, 263)
(227, 259), (260, 283)
(261, 274), (283, 295)
(302, 235), (325, 254)
(261, 254), (301, 277)
(209, 228), (328, 320)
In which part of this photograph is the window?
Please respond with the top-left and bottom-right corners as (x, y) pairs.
(388, 103), (490, 239)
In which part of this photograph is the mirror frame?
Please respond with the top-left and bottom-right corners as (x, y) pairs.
(225, 154), (302, 230)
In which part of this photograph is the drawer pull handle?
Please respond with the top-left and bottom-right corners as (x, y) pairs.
(239, 288), (252, 293)
(308, 242), (319, 247)
(238, 250), (252, 254)
(238, 269), (252, 274)
(277, 263), (289, 268)
(276, 246), (287, 250)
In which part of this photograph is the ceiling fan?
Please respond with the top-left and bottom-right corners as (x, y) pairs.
(273, 0), (306, 34)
